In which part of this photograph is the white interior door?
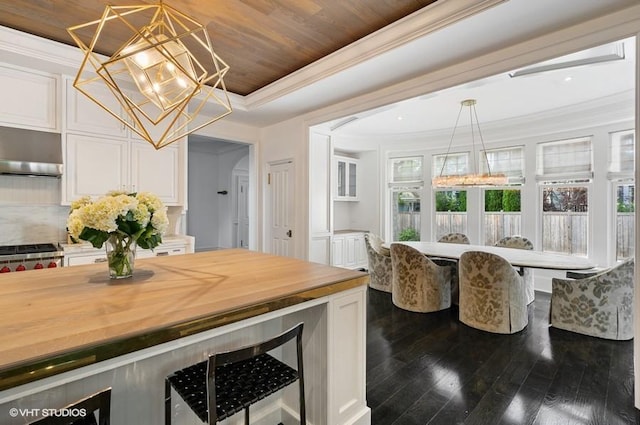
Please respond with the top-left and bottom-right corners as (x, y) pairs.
(268, 161), (295, 256)
(237, 175), (249, 248)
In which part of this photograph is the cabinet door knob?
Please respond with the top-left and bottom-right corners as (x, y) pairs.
(286, 229), (293, 237)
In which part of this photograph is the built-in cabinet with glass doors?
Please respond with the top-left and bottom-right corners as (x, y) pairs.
(334, 155), (358, 200)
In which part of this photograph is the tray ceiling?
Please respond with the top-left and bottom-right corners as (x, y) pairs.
(0, 0), (437, 96)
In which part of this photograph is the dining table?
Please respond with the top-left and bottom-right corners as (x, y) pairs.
(386, 241), (596, 271)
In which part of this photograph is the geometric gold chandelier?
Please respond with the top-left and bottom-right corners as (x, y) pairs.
(432, 99), (507, 188)
(67, 1), (232, 149)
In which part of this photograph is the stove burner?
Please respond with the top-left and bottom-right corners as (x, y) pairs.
(0, 243), (60, 256)
(0, 246), (14, 256)
(15, 244), (58, 254)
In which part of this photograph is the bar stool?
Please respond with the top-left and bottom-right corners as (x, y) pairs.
(28, 388), (111, 425)
(165, 322), (306, 424)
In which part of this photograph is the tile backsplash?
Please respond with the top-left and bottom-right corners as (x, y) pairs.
(0, 175), (186, 245)
(0, 205), (69, 244)
(0, 175), (67, 244)
(0, 205), (185, 245)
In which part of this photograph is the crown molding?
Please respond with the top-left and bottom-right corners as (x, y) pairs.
(307, 3), (640, 134)
(0, 0), (505, 112)
(243, 0), (506, 109)
(0, 25), (80, 71)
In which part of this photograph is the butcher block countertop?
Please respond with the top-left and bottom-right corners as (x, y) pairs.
(0, 249), (368, 390)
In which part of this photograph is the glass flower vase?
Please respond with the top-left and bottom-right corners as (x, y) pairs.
(105, 234), (137, 279)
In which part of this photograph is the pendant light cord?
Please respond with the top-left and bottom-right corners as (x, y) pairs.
(438, 102), (464, 178)
(471, 102), (494, 177)
(438, 99), (494, 178)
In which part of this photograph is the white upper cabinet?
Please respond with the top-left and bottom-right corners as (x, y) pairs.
(63, 134), (183, 205)
(62, 77), (185, 206)
(64, 77), (128, 138)
(0, 64), (58, 131)
(64, 133), (129, 201)
(334, 155), (359, 201)
(130, 141), (181, 204)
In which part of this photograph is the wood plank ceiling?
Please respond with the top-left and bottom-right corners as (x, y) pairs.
(0, 0), (438, 96)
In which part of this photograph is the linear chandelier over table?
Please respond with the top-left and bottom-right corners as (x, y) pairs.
(432, 99), (508, 188)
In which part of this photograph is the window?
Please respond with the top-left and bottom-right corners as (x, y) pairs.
(389, 157), (423, 241)
(615, 183), (635, 260)
(537, 137), (592, 256)
(392, 189), (421, 241)
(391, 156), (423, 184)
(480, 146), (525, 183)
(608, 131), (635, 260)
(483, 189), (521, 245)
(536, 137), (592, 181)
(435, 190), (467, 239)
(541, 185), (588, 256)
(609, 130), (635, 178)
(432, 152), (469, 178)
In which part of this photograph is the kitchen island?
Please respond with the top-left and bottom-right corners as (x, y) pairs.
(0, 249), (370, 425)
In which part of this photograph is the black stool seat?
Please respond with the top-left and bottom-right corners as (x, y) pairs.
(165, 322), (306, 424)
(167, 353), (299, 422)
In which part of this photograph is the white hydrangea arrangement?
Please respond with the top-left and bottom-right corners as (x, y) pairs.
(67, 190), (169, 250)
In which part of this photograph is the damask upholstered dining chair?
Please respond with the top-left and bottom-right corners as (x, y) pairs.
(458, 251), (528, 334)
(550, 259), (634, 340)
(437, 233), (470, 244)
(364, 233), (392, 293)
(436, 233), (469, 304)
(389, 243), (452, 313)
(495, 236), (535, 305)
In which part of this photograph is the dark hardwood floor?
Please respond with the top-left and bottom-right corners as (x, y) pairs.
(366, 288), (639, 425)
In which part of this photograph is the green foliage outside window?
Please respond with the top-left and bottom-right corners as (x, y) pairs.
(618, 201), (635, 213)
(485, 190), (502, 212)
(435, 191), (467, 212)
(617, 185), (634, 212)
(398, 227), (420, 241)
(484, 189), (521, 212)
(502, 190), (521, 211)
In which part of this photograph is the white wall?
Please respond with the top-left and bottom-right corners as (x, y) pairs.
(187, 141), (250, 251)
(260, 118), (308, 258)
(217, 148), (250, 249)
(351, 150), (379, 233)
(187, 143), (220, 251)
(308, 131), (332, 264)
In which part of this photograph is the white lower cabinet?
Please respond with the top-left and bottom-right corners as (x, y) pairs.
(332, 231), (367, 269)
(328, 286), (368, 424)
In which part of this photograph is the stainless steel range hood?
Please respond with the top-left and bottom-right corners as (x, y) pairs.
(0, 127), (63, 177)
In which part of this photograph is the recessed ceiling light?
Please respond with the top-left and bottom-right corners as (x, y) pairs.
(564, 76), (573, 82)
(397, 116), (403, 121)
